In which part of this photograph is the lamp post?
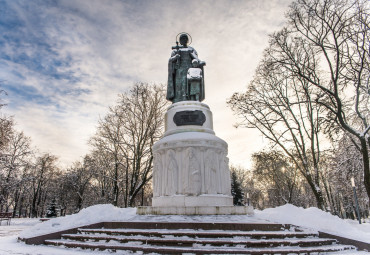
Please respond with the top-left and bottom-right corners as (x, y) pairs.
(351, 177), (361, 224)
(246, 192), (250, 206)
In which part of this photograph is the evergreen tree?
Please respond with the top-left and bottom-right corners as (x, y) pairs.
(231, 171), (244, 206)
(46, 199), (57, 218)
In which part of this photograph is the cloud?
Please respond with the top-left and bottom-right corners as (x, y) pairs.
(0, 0), (292, 167)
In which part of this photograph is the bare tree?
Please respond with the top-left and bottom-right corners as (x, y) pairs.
(251, 150), (303, 206)
(89, 149), (115, 203)
(29, 153), (58, 217)
(228, 58), (327, 209)
(90, 82), (168, 207)
(0, 89), (13, 151)
(118, 83), (168, 207)
(0, 131), (33, 214)
(90, 112), (124, 206)
(261, 0), (370, 203)
(329, 135), (369, 217)
(64, 156), (94, 212)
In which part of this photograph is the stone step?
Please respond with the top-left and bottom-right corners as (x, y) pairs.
(62, 233), (338, 247)
(44, 239), (355, 254)
(78, 228), (318, 239)
(101, 221), (292, 231)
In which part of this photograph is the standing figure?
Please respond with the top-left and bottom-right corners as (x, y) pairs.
(167, 33), (205, 103)
(152, 153), (162, 197)
(188, 148), (201, 195)
(165, 150), (178, 195)
(204, 149), (218, 194)
(187, 59), (204, 101)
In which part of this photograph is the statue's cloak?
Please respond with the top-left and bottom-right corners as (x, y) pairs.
(199, 66), (205, 101)
(167, 58), (175, 101)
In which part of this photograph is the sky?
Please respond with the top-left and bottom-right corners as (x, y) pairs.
(0, 0), (292, 168)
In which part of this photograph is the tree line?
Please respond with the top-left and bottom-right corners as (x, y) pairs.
(0, 83), (168, 217)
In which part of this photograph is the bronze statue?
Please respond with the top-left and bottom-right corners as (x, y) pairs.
(167, 33), (205, 103)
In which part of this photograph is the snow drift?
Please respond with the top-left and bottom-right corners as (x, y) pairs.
(19, 204), (137, 239)
(255, 204), (370, 243)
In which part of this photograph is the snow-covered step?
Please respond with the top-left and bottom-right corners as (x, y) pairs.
(41, 222), (360, 253)
(61, 233), (338, 247)
(44, 239), (356, 254)
(78, 228), (318, 239)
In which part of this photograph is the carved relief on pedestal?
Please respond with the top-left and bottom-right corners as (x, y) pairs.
(165, 149), (178, 196)
(182, 148), (190, 194)
(220, 153), (232, 196)
(204, 149), (218, 194)
(152, 152), (162, 197)
(188, 148), (201, 195)
(152, 136), (232, 198)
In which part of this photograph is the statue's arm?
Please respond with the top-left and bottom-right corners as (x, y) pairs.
(169, 50), (180, 62)
(190, 48), (198, 60)
(189, 47), (206, 66)
(191, 47), (198, 57)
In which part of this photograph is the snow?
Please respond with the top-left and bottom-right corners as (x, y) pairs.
(159, 131), (227, 145)
(254, 204), (370, 244)
(0, 218), (40, 237)
(19, 204), (265, 239)
(0, 235), (135, 255)
(0, 204), (368, 254)
(20, 204), (136, 239)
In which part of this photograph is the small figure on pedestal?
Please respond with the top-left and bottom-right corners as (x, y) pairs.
(187, 59), (204, 101)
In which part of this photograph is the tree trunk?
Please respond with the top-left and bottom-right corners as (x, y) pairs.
(125, 164), (129, 208)
(113, 162), (119, 207)
(31, 187), (39, 218)
(141, 187), (144, 206)
(305, 174), (325, 210)
(77, 195), (83, 211)
(12, 188), (20, 217)
(360, 138), (370, 207)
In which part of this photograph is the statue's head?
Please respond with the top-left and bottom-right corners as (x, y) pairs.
(179, 34), (189, 46)
(192, 59), (199, 67)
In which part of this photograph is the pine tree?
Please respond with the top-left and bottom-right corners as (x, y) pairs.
(231, 171), (244, 206)
(46, 199), (57, 218)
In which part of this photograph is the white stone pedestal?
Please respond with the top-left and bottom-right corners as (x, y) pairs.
(163, 101), (215, 137)
(138, 101), (253, 215)
(151, 131), (233, 207)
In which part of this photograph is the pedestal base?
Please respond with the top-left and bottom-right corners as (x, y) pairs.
(137, 206), (254, 215)
(152, 195), (233, 207)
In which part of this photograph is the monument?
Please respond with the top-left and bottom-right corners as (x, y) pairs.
(138, 33), (252, 215)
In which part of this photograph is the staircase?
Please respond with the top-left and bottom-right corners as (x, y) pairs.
(43, 222), (356, 254)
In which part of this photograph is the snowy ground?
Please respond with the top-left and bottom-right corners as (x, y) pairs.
(0, 204), (369, 254)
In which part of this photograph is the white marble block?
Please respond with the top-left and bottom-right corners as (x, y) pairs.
(151, 101), (233, 208)
(164, 101), (214, 136)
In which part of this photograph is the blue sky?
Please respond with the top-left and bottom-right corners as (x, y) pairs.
(0, 0), (291, 167)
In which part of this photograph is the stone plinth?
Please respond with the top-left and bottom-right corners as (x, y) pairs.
(137, 205), (254, 215)
(138, 101), (252, 215)
(164, 101), (214, 137)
